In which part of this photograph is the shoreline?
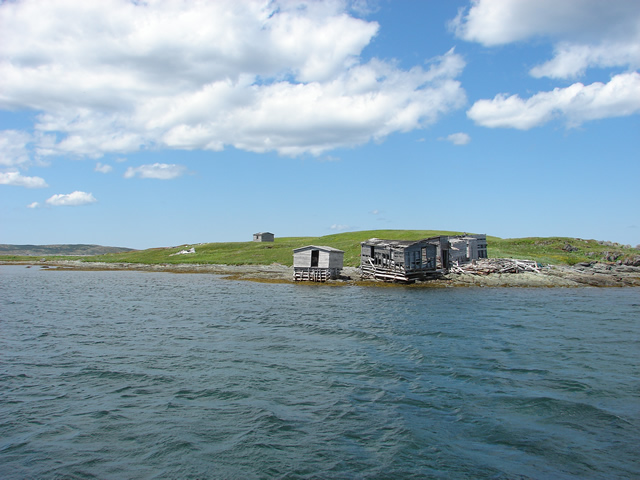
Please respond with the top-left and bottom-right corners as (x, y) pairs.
(3, 260), (640, 287)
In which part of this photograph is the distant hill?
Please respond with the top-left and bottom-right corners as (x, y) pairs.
(0, 244), (136, 256)
(1, 231), (638, 266)
(36, 230), (636, 267)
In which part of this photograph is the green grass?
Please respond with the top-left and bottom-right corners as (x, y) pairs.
(2, 231), (637, 267)
(76, 230), (465, 267)
(488, 236), (638, 265)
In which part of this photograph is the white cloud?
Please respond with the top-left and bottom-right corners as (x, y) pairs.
(124, 163), (186, 180)
(46, 191), (97, 206)
(95, 162), (112, 173)
(451, 0), (640, 46)
(0, 130), (32, 167)
(452, 0), (640, 79)
(467, 72), (640, 129)
(530, 42), (640, 79)
(445, 132), (471, 145)
(0, 170), (48, 188)
(330, 224), (350, 231)
(0, 0), (466, 158)
(370, 209), (380, 215)
(27, 201), (40, 208)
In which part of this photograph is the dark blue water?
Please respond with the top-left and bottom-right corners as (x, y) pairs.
(1, 265), (638, 479)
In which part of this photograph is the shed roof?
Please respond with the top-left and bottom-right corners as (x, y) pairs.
(361, 238), (427, 248)
(293, 245), (344, 253)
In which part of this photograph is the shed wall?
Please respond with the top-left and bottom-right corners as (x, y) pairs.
(293, 249), (343, 269)
(254, 232), (274, 242)
(326, 251), (344, 269)
(293, 249), (313, 267)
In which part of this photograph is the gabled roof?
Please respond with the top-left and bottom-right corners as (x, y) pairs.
(293, 245), (344, 253)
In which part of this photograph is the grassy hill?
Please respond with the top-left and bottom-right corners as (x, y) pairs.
(79, 230), (462, 267)
(3, 230), (636, 267)
(489, 237), (638, 265)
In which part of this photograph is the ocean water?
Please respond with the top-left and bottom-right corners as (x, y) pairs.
(1, 265), (638, 479)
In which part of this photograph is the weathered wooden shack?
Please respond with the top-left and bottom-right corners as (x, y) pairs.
(448, 234), (488, 264)
(424, 236), (451, 270)
(253, 232), (274, 242)
(293, 245), (344, 281)
(422, 234), (488, 268)
(360, 238), (437, 282)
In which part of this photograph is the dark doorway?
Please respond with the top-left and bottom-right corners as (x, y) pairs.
(311, 250), (319, 267)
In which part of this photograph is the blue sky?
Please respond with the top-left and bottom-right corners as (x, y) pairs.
(1, 0), (639, 249)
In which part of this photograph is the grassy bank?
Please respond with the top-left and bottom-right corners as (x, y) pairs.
(488, 236), (638, 265)
(81, 230), (465, 267)
(2, 231), (637, 267)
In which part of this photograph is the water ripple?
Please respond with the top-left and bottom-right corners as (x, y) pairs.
(1, 266), (639, 479)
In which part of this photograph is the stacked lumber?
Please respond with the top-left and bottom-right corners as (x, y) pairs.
(449, 258), (540, 275)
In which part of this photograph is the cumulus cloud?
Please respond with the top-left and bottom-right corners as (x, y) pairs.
(445, 132), (471, 145)
(95, 162), (112, 173)
(0, 0), (466, 159)
(27, 201), (40, 208)
(124, 163), (186, 180)
(453, 1), (640, 128)
(530, 42), (640, 79)
(0, 130), (32, 167)
(0, 170), (48, 188)
(467, 72), (640, 129)
(452, 0), (640, 78)
(46, 191), (97, 206)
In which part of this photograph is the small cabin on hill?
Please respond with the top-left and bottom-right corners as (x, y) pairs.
(360, 238), (437, 282)
(253, 232), (274, 242)
(293, 245), (344, 282)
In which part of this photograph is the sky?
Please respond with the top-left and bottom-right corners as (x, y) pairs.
(1, 0), (639, 250)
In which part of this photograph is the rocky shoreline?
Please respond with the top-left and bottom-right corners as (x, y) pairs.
(3, 260), (640, 287)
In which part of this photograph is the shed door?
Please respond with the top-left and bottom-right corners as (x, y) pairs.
(311, 250), (319, 267)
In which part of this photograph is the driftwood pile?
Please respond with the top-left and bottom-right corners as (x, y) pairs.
(449, 258), (541, 275)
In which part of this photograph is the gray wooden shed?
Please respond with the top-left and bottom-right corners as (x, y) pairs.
(293, 245), (344, 281)
(421, 234), (488, 268)
(253, 232), (274, 242)
(424, 236), (451, 270)
(360, 238), (437, 282)
(448, 234), (488, 264)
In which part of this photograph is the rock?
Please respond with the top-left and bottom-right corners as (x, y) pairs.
(623, 255), (640, 266)
(601, 251), (623, 262)
(170, 247), (196, 256)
